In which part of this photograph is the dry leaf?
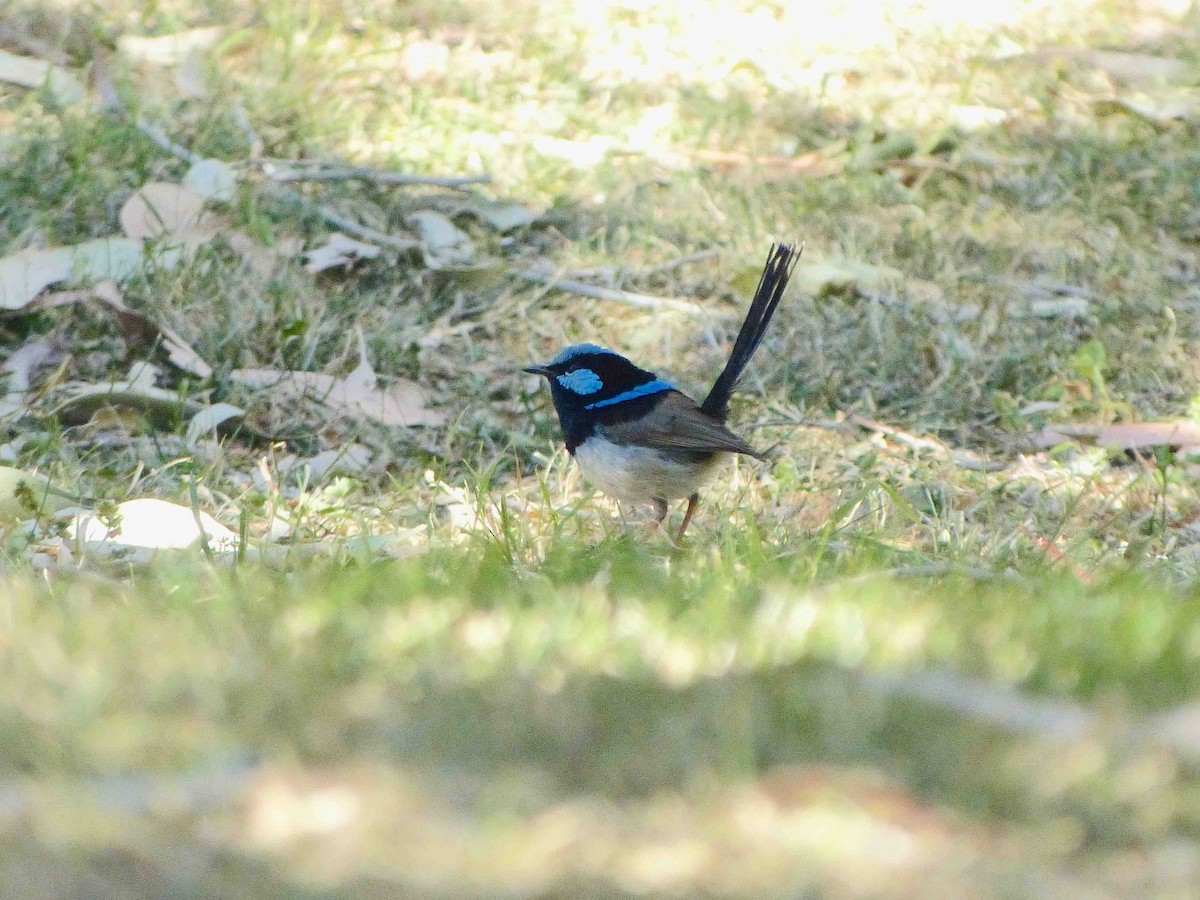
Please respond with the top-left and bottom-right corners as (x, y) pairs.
(0, 339), (55, 421)
(91, 281), (213, 379)
(173, 48), (208, 98)
(14, 281), (212, 379)
(1095, 93), (1200, 125)
(184, 158), (238, 203)
(1019, 297), (1091, 319)
(305, 445), (373, 479)
(69, 497), (236, 552)
(117, 28), (223, 66)
(467, 201), (539, 232)
(303, 233), (382, 274)
(531, 134), (618, 168)
(185, 402), (245, 448)
(120, 182), (210, 240)
(407, 210), (475, 269)
(1036, 421), (1200, 450)
(0, 238), (144, 310)
(0, 48), (85, 105)
(225, 231), (301, 277)
(1073, 50), (1194, 87)
(790, 259), (902, 295)
(52, 377), (202, 427)
(0, 467), (76, 519)
(230, 368), (444, 428)
(1, 339), (53, 393)
(229, 329), (444, 427)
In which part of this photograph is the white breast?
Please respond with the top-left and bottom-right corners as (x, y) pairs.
(573, 434), (721, 502)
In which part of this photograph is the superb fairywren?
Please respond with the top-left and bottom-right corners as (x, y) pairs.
(524, 243), (800, 538)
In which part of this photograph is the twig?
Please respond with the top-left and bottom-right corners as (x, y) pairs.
(264, 184), (419, 252)
(864, 668), (1094, 739)
(838, 415), (1006, 471)
(640, 248), (720, 276)
(851, 414), (947, 453)
(260, 163), (491, 190)
(134, 118), (205, 164)
(232, 100), (264, 157)
(691, 147), (839, 176)
(518, 268), (707, 317)
(0, 25), (69, 64)
(124, 113), (437, 251)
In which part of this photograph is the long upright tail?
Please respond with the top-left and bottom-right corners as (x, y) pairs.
(700, 242), (801, 420)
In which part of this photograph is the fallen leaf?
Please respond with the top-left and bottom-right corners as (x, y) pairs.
(0, 239), (145, 310)
(229, 329), (444, 427)
(1035, 421), (1200, 450)
(531, 134), (618, 168)
(185, 402), (246, 448)
(1020, 297), (1091, 319)
(173, 48), (208, 98)
(91, 281), (213, 379)
(69, 497), (236, 552)
(303, 233), (381, 274)
(305, 445), (372, 479)
(0, 339), (55, 421)
(0, 247), (70, 310)
(1, 339), (53, 393)
(466, 201), (539, 232)
(120, 182), (209, 240)
(0, 48), (85, 105)
(398, 38), (450, 82)
(0, 466), (76, 519)
(949, 105), (1008, 129)
(184, 158), (238, 203)
(117, 27), (223, 66)
(51, 378), (201, 427)
(1074, 50), (1195, 87)
(230, 368), (444, 428)
(790, 259), (903, 295)
(407, 211), (475, 269)
(71, 237), (148, 280)
(224, 231), (302, 277)
(1095, 93), (1200, 125)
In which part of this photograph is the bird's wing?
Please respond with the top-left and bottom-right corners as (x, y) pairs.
(601, 391), (765, 460)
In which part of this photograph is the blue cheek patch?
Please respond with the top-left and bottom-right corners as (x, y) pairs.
(557, 367), (604, 395)
(585, 378), (674, 409)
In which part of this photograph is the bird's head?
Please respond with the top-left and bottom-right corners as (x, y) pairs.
(524, 343), (676, 449)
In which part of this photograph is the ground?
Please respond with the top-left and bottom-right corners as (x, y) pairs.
(3, 0), (1200, 896)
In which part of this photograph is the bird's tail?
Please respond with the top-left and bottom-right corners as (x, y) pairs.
(700, 242), (801, 420)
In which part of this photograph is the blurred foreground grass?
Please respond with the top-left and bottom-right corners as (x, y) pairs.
(4, 544), (1200, 897)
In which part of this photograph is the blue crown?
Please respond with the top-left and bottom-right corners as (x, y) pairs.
(549, 343), (617, 366)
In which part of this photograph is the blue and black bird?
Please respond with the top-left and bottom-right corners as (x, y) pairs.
(524, 243), (800, 538)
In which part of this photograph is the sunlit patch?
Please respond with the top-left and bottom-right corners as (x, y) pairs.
(558, 367), (604, 395)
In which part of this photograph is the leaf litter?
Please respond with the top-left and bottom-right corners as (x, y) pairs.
(229, 327), (445, 428)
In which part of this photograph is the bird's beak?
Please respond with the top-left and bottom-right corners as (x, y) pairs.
(522, 365), (552, 377)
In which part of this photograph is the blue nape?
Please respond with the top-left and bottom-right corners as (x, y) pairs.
(585, 378), (674, 409)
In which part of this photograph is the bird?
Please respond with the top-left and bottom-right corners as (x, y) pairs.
(524, 242), (800, 539)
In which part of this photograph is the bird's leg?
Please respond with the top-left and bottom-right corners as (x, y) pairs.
(676, 493), (700, 541)
(645, 497), (669, 538)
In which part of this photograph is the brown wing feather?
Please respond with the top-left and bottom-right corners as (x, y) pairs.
(601, 391), (765, 460)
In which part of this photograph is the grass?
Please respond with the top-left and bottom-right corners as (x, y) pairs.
(5, 0), (1200, 895)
